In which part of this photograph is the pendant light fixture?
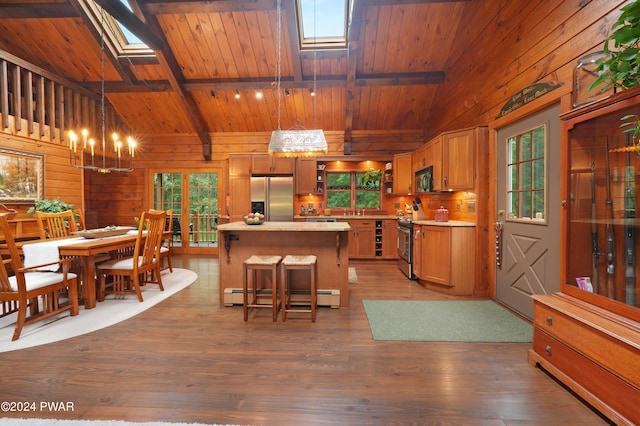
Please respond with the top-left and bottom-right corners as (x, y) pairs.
(268, 0), (328, 157)
(69, 7), (135, 173)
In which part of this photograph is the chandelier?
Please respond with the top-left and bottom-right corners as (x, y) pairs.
(69, 7), (135, 173)
(268, 0), (328, 157)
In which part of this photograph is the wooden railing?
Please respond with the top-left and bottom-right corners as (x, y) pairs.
(0, 49), (126, 143)
(171, 213), (219, 245)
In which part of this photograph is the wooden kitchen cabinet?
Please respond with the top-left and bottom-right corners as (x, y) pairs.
(392, 152), (412, 194)
(228, 155), (252, 221)
(295, 157), (317, 194)
(228, 175), (250, 222)
(229, 154), (252, 176)
(431, 128), (476, 191)
(251, 154), (294, 174)
(345, 219), (377, 259)
(527, 86), (640, 426)
(412, 145), (427, 172)
(414, 224), (475, 295)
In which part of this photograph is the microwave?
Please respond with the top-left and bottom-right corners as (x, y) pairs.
(415, 166), (433, 193)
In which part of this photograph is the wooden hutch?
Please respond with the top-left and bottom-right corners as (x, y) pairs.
(528, 87), (640, 425)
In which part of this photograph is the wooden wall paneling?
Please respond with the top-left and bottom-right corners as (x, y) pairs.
(191, 13), (227, 80)
(428, 0), (623, 136)
(182, 14), (217, 80)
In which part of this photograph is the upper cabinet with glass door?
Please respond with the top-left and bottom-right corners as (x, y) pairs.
(562, 86), (640, 322)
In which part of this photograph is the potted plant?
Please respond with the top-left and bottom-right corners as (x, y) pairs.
(589, 1), (640, 93)
(27, 198), (75, 215)
(590, 0), (640, 152)
(362, 168), (382, 190)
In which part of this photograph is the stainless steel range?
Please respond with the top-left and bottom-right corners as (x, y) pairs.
(397, 217), (416, 279)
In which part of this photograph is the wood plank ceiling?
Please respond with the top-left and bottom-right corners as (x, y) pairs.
(0, 0), (469, 158)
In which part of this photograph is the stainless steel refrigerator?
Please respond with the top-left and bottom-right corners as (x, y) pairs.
(250, 176), (294, 221)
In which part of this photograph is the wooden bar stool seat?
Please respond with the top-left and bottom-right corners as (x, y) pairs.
(243, 255), (282, 322)
(280, 255), (317, 322)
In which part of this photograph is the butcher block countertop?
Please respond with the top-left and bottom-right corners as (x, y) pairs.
(217, 221), (351, 232)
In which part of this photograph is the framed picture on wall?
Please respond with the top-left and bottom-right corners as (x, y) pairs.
(0, 148), (44, 203)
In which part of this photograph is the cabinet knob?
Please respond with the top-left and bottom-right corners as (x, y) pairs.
(546, 316), (553, 325)
(545, 345), (552, 355)
(561, 200), (567, 208)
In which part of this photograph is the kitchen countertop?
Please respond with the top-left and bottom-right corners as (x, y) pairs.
(295, 214), (399, 220)
(218, 221), (351, 231)
(413, 220), (475, 227)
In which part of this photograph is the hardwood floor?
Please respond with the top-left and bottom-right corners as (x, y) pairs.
(0, 256), (609, 425)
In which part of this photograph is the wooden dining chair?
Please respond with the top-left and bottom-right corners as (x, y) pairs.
(73, 209), (86, 231)
(97, 210), (167, 302)
(159, 209), (174, 273)
(0, 212), (79, 341)
(36, 210), (78, 239)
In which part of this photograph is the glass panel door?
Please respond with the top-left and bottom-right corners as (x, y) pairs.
(151, 169), (221, 254)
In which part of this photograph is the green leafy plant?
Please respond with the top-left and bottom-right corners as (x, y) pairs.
(589, 1), (640, 92)
(362, 168), (382, 189)
(620, 114), (640, 155)
(27, 198), (74, 215)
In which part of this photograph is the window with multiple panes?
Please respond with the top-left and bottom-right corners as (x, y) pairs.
(326, 171), (381, 210)
(506, 125), (546, 220)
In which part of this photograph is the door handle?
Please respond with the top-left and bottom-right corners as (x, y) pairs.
(494, 221), (503, 269)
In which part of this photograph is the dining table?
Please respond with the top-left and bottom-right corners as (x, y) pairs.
(19, 231), (142, 309)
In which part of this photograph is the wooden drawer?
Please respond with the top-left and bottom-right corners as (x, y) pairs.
(533, 298), (640, 386)
(532, 328), (639, 424)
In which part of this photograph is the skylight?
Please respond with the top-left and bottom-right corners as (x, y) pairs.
(116, 0), (145, 45)
(297, 0), (349, 49)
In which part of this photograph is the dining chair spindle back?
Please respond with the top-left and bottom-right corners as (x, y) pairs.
(0, 212), (79, 341)
(96, 210), (167, 302)
(36, 210), (78, 239)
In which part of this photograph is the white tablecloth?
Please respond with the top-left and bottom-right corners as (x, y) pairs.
(22, 237), (86, 272)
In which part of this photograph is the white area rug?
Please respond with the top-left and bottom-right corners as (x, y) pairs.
(0, 268), (197, 353)
(0, 420), (237, 426)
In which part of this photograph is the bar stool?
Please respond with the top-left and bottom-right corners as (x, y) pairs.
(280, 255), (317, 322)
(243, 255), (282, 322)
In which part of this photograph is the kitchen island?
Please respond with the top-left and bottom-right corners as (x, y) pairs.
(217, 221), (351, 307)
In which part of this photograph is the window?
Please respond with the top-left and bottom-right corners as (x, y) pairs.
(297, 0), (350, 49)
(85, 0), (153, 56)
(115, 0), (144, 45)
(326, 171), (381, 210)
(506, 125), (546, 221)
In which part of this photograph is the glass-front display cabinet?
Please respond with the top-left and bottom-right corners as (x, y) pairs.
(562, 86), (640, 323)
(531, 86), (640, 425)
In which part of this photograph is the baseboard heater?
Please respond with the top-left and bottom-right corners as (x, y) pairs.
(223, 288), (340, 308)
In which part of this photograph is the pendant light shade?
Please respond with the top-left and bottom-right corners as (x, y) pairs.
(268, 0), (327, 157)
(269, 129), (328, 157)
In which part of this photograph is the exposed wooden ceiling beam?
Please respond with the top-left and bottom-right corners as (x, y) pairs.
(180, 72), (444, 91)
(366, 0), (470, 4)
(130, 0), (213, 160)
(143, 0), (276, 14)
(0, 4), (77, 18)
(68, 0), (137, 85)
(98, 70), (445, 93)
(284, 0), (303, 83)
(93, 0), (164, 51)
